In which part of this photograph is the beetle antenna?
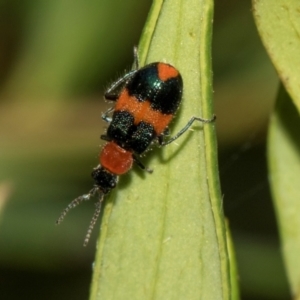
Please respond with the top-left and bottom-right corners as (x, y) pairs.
(83, 195), (104, 246)
(56, 187), (98, 225)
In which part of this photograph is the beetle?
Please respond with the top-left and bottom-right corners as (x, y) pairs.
(56, 47), (216, 246)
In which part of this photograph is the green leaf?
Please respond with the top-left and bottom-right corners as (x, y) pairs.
(226, 222), (240, 300)
(268, 85), (300, 296)
(90, 0), (233, 299)
(253, 1), (300, 295)
(252, 0), (300, 112)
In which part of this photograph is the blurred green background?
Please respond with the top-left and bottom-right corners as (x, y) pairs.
(0, 0), (290, 299)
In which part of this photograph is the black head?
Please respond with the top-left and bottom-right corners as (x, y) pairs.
(91, 166), (118, 194)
